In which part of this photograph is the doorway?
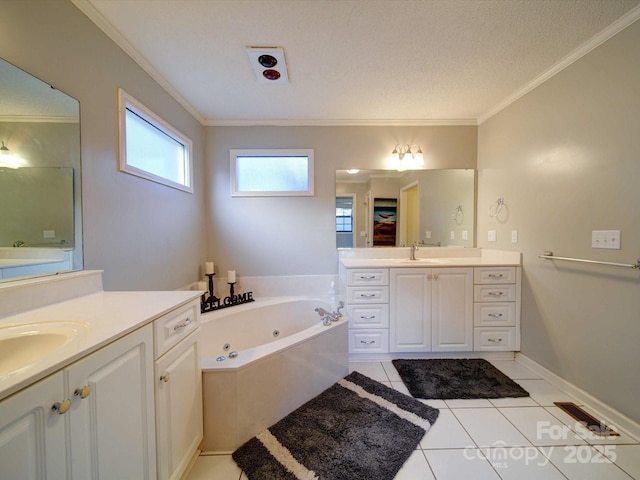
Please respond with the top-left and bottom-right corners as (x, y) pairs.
(400, 181), (419, 246)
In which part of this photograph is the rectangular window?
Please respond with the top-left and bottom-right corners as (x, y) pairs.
(336, 197), (353, 232)
(230, 149), (314, 196)
(118, 88), (193, 193)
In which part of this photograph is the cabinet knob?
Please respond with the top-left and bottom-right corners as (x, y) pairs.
(51, 399), (72, 414)
(74, 385), (92, 399)
(427, 274), (432, 279)
(434, 273), (439, 279)
(160, 373), (171, 383)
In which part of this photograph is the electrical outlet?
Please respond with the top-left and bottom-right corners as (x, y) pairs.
(488, 230), (497, 242)
(43, 230), (55, 239)
(592, 230), (621, 249)
(511, 230), (518, 243)
(425, 231), (431, 239)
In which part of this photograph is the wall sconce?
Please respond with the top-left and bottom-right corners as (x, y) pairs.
(390, 144), (424, 171)
(0, 142), (24, 169)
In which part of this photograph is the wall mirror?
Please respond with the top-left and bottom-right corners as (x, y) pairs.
(0, 57), (82, 282)
(336, 169), (475, 248)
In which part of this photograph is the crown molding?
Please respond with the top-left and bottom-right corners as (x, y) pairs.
(70, 0), (206, 125)
(203, 118), (477, 127)
(478, 5), (640, 124)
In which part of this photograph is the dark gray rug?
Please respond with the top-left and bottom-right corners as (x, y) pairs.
(392, 358), (529, 399)
(232, 371), (439, 480)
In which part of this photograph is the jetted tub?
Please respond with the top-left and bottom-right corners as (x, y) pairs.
(198, 296), (349, 452)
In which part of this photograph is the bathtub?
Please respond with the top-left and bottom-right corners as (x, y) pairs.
(198, 296), (349, 453)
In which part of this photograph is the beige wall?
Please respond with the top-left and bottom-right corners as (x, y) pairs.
(478, 21), (640, 422)
(1, 1), (206, 290)
(205, 126), (476, 277)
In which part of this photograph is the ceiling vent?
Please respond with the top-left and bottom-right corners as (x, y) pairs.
(246, 47), (289, 84)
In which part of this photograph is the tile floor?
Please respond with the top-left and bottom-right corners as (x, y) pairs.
(187, 360), (639, 480)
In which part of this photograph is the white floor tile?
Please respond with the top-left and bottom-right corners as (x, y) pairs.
(482, 446), (566, 479)
(445, 398), (494, 408)
(425, 448), (501, 479)
(609, 444), (640, 479)
(489, 360), (541, 380)
(382, 360), (403, 381)
(542, 444), (634, 479)
(498, 407), (586, 446)
(420, 409), (476, 450)
(488, 396), (539, 408)
(545, 406), (640, 445)
(186, 454), (242, 480)
(419, 398), (449, 409)
(395, 450), (436, 480)
(516, 379), (580, 406)
(452, 408), (532, 448)
(349, 361), (389, 382)
(391, 380), (412, 396)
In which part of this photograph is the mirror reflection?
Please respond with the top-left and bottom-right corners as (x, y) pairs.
(0, 57), (82, 281)
(336, 169), (475, 248)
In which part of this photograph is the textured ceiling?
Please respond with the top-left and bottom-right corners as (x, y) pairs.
(72, 0), (640, 125)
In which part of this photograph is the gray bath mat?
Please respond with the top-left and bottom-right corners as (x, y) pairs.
(392, 358), (529, 399)
(232, 370), (439, 480)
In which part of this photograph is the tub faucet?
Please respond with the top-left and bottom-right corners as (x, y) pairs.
(410, 242), (419, 260)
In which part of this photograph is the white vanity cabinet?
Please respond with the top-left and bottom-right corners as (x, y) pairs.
(153, 300), (203, 480)
(473, 266), (521, 351)
(389, 267), (473, 352)
(0, 324), (156, 480)
(346, 269), (390, 353)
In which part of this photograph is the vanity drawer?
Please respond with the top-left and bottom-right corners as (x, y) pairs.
(347, 304), (389, 329)
(474, 303), (516, 326)
(474, 327), (515, 351)
(474, 267), (516, 284)
(154, 300), (200, 358)
(348, 329), (389, 354)
(474, 284), (516, 302)
(347, 286), (389, 304)
(347, 269), (389, 286)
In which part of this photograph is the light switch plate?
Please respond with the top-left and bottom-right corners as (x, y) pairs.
(425, 231), (431, 239)
(488, 230), (497, 242)
(462, 230), (468, 241)
(450, 230), (455, 240)
(592, 230), (621, 249)
(43, 230), (55, 238)
(511, 230), (518, 243)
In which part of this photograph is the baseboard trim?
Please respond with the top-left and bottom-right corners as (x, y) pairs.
(515, 353), (640, 441)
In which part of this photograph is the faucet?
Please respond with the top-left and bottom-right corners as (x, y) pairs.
(315, 302), (345, 326)
(410, 242), (419, 260)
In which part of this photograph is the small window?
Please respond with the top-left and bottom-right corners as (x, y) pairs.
(230, 149), (314, 197)
(336, 197), (353, 232)
(118, 88), (193, 193)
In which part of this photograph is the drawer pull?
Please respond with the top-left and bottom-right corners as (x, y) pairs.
(360, 315), (377, 320)
(360, 340), (376, 345)
(51, 399), (72, 415)
(74, 385), (92, 399)
(487, 291), (504, 297)
(487, 338), (503, 343)
(358, 275), (378, 280)
(359, 293), (377, 298)
(174, 317), (192, 331)
(488, 313), (503, 318)
(488, 273), (504, 278)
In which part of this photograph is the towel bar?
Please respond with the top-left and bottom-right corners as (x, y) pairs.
(538, 251), (640, 270)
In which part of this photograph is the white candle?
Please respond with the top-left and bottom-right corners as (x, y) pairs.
(205, 262), (214, 274)
(228, 270), (236, 283)
(198, 281), (206, 292)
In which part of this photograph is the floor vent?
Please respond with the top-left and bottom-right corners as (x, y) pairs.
(554, 402), (620, 437)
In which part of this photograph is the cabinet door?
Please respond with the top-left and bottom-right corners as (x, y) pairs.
(155, 332), (203, 480)
(432, 268), (473, 351)
(390, 268), (432, 352)
(0, 372), (68, 480)
(66, 325), (156, 480)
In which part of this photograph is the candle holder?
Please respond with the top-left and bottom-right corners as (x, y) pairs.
(201, 276), (254, 313)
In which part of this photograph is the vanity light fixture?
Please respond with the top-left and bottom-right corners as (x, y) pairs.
(0, 142), (24, 169)
(390, 144), (424, 171)
(246, 47), (290, 84)
(346, 169), (360, 174)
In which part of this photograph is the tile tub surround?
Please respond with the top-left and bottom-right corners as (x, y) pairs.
(187, 359), (640, 480)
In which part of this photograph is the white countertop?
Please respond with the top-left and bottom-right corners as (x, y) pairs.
(0, 290), (201, 402)
(340, 249), (522, 268)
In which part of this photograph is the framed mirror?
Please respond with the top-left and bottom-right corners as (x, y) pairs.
(336, 169), (475, 248)
(0, 57), (82, 281)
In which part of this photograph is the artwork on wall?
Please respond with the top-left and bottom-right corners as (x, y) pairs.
(373, 198), (397, 246)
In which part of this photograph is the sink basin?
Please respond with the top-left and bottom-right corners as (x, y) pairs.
(0, 321), (88, 378)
